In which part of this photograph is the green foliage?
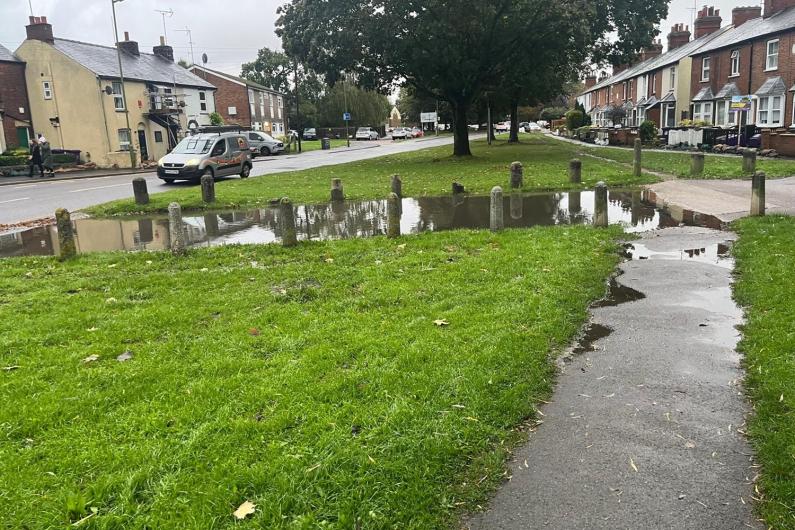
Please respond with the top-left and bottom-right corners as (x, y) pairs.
(565, 109), (584, 130)
(0, 155), (27, 167)
(607, 107), (627, 125)
(541, 107), (568, 121)
(575, 101), (591, 126)
(0, 228), (621, 528)
(177, 58), (190, 69)
(639, 120), (658, 143)
(317, 82), (391, 127)
(209, 112), (224, 126)
(397, 86), (452, 126)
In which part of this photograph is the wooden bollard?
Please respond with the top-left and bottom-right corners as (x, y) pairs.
(742, 149), (757, 175)
(279, 198), (298, 247)
(55, 208), (76, 260)
(391, 175), (402, 198)
(330, 178), (344, 201)
(751, 171), (766, 216)
(490, 186), (504, 232)
(569, 159), (582, 184)
(633, 138), (642, 177)
(691, 152), (705, 178)
(168, 202), (186, 255)
(132, 177), (149, 205)
(387, 193), (401, 238)
(510, 161), (523, 189)
(594, 182), (608, 228)
(201, 174), (215, 203)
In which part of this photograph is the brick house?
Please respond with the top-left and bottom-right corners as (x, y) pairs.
(190, 66), (286, 136)
(0, 44), (33, 152)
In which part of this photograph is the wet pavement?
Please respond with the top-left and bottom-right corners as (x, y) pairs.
(1, 190), (664, 258)
(466, 227), (761, 530)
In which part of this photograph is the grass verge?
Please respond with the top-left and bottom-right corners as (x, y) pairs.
(733, 215), (795, 529)
(291, 138), (351, 152)
(0, 226), (621, 529)
(87, 135), (651, 217)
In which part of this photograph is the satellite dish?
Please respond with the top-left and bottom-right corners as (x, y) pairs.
(104, 85), (113, 95)
(201, 53), (208, 65)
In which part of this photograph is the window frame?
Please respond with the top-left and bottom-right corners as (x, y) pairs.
(112, 81), (125, 111)
(756, 95), (783, 127)
(730, 49), (740, 77)
(664, 104), (676, 128)
(154, 130), (163, 143)
(42, 81), (53, 100)
(701, 57), (711, 82)
(766, 39), (779, 71)
(669, 66), (676, 92)
(117, 128), (131, 151)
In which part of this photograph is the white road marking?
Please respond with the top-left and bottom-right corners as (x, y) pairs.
(0, 197), (30, 204)
(12, 185), (38, 190)
(69, 183), (130, 193)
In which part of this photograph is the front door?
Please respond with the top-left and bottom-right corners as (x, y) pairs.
(137, 130), (149, 162)
(16, 127), (30, 149)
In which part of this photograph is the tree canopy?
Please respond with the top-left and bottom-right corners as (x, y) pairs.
(277, 0), (668, 156)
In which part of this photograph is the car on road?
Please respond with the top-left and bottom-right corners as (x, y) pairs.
(247, 131), (284, 157)
(303, 128), (318, 140)
(410, 127), (424, 138)
(391, 127), (411, 140)
(157, 132), (252, 183)
(356, 127), (380, 141)
(525, 122), (543, 132)
(495, 121), (511, 133)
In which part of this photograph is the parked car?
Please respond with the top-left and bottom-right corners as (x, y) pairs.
(468, 124), (480, 131)
(495, 121), (511, 133)
(526, 122), (543, 132)
(391, 127), (411, 140)
(247, 131), (284, 157)
(356, 127), (380, 141)
(158, 132), (252, 183)
(303, 128), (318, 140)
(519, 122), (530, 129)
(410, 127), (424, 138)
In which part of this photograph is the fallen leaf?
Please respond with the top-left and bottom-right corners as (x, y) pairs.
(108, 264), (118, 268)
(630, 457), (638, 472)
(86, 327), (98, 332)
(233, 500), (256, 520)
(780, 394), (785, 402)
(248, 328), (261, 336)
(2, 365), (20, 372)
(105, 297), (118, 304)
(82, 355), (100, 364)
(685, 441), (696, 449)
(116, 351), (133, 362)
(397, 244), (406, 249)
(368, 455), (376, 464)
(146, 260), (153, 265)
(325, 258), (334, 263)
(200, 268), (209, 272)
(433, 319), (450, 327)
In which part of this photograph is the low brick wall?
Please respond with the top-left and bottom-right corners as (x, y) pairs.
(607, 128), (639, 146)
(761, 129), (795, 156)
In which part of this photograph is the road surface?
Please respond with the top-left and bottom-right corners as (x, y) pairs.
(0, 135), (462, 227)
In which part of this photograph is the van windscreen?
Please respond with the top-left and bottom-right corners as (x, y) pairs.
(172, 138), (214, 154)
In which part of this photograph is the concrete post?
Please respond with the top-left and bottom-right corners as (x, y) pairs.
(490, 186), (504, 232)
(568, 191), (582, 215)
(633, 138), (642, 177)
(137, 219), (153, 244)
(452, 181), (466, 194)
(55, 208), (76, 260)
(742, 148), (757, 175)
(510, 192), (523, 220)
(132, 177), (149, 205)
(391, 174), (402, 198)
(594, 182), (608, 227)
(168, 202), (186, 255)
(510, 161), (523, 189)
(331, 178), (345, 201)
(279, 198), (298, 247)
(387, 192), (401, 238)
(204, 213), (220, 237)
(201, 174), (215, 203)
(691, 152), (705, 178)
(569, 159), (582, 184)
(751, 171), (766, 216)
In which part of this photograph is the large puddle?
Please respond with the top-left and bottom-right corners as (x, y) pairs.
(0, 190), (687, 258)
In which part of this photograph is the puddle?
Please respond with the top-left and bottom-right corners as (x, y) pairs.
(570, 324), (614, 357)
(592, 276), (646, 308)
(626, 242), (734, 270)
(0, 189), (721, 259)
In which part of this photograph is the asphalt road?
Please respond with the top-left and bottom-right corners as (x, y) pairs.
(0, 135), (461, 226)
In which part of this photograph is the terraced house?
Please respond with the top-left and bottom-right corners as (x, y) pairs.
(0, 44), (33, 152)
(15, 17), (216, 168)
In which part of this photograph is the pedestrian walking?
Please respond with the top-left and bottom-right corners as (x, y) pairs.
(27, 139), (45, 178)
(40, 138), (55, 177)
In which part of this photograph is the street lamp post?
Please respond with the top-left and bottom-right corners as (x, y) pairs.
(111, 0), (136, 169)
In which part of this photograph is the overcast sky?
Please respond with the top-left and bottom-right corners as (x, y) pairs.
(0, 0), (767, 76)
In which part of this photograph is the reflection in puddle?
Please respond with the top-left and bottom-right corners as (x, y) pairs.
(570, 324), (614, 357)
(0, 190), (666, 258)
(592, 276), (646, 308)
(627, 242), (734, 270)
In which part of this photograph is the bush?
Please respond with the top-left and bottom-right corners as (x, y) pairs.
(0, 155), (28, 167)
(639, 120), (658, 144)
(565, 109), (584, 131)
(209, 112), (224, 126)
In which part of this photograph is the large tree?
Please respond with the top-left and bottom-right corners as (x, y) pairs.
(277, 0), (668, 156)
(317, 82), (391, 128)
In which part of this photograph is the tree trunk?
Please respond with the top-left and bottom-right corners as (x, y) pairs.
(509, 100), (519, 143)
(452, 102), (472, 157)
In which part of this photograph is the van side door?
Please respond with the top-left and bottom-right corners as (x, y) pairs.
(209, 140), (228, 176)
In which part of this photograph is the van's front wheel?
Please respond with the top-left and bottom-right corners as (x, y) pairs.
(240, 163), (251, 179)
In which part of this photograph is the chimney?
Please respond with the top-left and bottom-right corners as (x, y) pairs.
(153, 36), (174, 61)
(667, 23), (691, 51)
(25, 16), (54, 44)
(641, 40), (664, 61)
(694, 6), (722, 38)
(733, 6), (762, 26)
(117, 31), (140, 56)
(764, 0), (795, 17)
(585, 76), (597, 89)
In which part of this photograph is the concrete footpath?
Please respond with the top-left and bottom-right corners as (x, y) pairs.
(466, 227), (761, 530)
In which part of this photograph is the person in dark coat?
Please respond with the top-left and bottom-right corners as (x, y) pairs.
(39, 139), (54, 177)
(28, 139), (44, 178)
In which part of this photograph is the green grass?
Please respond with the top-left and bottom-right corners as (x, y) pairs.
(292, 139), (351, 152)
(733, 215), (795, 529)
(581, 144), (795, 179)
(0, 227), (622, 529)
(87, 135), (651, 217)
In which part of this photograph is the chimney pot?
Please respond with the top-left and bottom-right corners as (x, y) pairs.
(25, 15), (54, 44)
(160, 36), (165, 45)
(694, 5), (723, 38)
(124, 31), (130, 41)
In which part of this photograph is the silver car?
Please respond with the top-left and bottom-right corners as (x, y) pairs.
(158, 133), (253, 183)
(247, 131), (285, 157)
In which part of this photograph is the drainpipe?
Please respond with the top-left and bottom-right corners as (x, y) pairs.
(97, 79), (112, 155)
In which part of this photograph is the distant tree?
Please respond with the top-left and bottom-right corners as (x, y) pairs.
(565, 109), (585, 130)
(317, 81), (391, 127)
(178, 58), (189, 69)
(397, 86), (452, 127)
(209, 112), (224, 126)
(608, 107), (627, 126)
(541, 107), (568, 121)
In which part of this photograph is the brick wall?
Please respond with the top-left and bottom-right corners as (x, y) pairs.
(0, 60), (32, 149)
(191, 69), (251, 127)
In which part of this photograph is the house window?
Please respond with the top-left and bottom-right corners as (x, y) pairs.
(701, 57), (711, 81)
(259, 92), (266, 117)
(622, 83), (626, 101)
(154, 131), (163, 143)
(716, 100), (727, 126)
(112, 81), (125, 110)
(651, 73), (657, 94)
(277, 96), (283, 119)
(766, 40), (779, 70)
(42, 81), (52, 100)
(199, 91), (207, 112)
(730, 50), (740, 76)
(757, 95), (783, 127)
(248, 89), (256, 117)
(118, 129), (131, 151)
(629, 79), (634, 96)
(664, 104), (676, 127)
(669, 66), (676, 91)
(693, 102), (713, 123)
(228, 106), (237, 116)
